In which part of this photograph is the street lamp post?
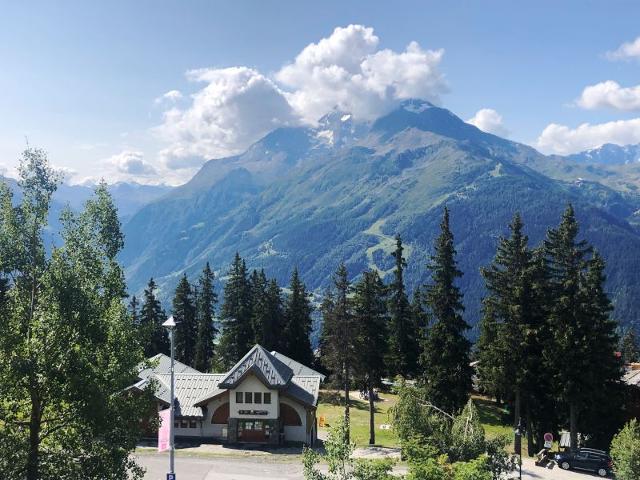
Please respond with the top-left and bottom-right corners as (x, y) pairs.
(514, 418), (523, 480)
(162, 316), (177, 477)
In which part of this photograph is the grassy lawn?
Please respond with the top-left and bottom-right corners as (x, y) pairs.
(317, 390), (514, 448)
(317, 390), (400, 447)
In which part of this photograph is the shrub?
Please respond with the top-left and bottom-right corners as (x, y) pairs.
(610, 419), (640, 480)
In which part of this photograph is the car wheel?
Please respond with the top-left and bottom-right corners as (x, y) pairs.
(560, 461), (571, 470)
(597, 468), (607, 477)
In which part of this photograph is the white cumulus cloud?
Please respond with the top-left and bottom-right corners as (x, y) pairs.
(155, 66), (297, 169)
(107, 150), (158, 176)
(536, 118), (640, 155)
(466, 108), (509, 137)
(276, 25), (447, 123)
(154, 25), (447, 170)
(606, 36), (640, 61)
(155, 89), (183, 104)
(576, 80), (640, 111)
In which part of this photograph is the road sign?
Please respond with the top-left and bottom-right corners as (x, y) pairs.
(544, 432), (553, 449)
(167, 474), (176, 480)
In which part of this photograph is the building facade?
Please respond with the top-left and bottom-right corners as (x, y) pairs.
(133, 345), (323, 445)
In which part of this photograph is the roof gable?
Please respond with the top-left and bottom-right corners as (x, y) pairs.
(219, 344), (293, 389)
(270, 351), (326, 380)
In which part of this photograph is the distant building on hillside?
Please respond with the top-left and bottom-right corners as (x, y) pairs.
(624, 363), (640, 419)
(130, 345), (324, 446)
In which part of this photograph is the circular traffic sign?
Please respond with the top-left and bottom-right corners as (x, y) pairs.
(544, 432), (553, 442)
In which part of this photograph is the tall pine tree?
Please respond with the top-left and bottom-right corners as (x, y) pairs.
(621, 328), (640, 364)
(320, 263), (357, 442)
(478, 213), (549, 454)
(173, 274), (197, 365)
(420, 207), (472, 414)
(282, 267), (314, 366)
(194, 262), (218, 372)
(387, 235), (419, 378)
(353, 270), (389, 445)
(218, 253), (253, 368)
(140, 278), (169, 357)
(542, 205), (622, 449)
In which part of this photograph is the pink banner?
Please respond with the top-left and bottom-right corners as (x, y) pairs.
(158, 409), (171, 452)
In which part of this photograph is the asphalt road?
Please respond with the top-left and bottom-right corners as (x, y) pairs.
(137, 454), (609, 480)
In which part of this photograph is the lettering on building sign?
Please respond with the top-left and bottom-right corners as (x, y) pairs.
(238, 409), (269, 415)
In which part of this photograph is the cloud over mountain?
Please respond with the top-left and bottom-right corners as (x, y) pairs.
(466, 108), (509, 137)
(536, 118), (640, 155)
(155, 25), (447, 170)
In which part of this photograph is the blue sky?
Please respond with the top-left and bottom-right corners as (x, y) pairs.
(1, 0), (640, 184)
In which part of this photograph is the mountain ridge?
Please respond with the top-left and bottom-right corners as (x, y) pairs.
(120, 99), (640, 335)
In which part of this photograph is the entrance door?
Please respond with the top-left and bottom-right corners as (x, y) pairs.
(238, 420), (266, 443)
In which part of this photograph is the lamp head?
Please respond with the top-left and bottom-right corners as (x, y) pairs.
(162, 316), (176, 329)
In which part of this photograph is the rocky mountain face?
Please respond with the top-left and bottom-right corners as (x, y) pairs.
(120, 100), (640, 336)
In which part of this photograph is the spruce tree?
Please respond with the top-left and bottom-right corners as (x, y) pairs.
(173, 274), (197, 365)
(542, 205), (621, 449)
(194, 262), (218, 372)
(140, 278), (169, 356)
(420, 207), (472, 414)
(129, 295), (140, 327)
(282, 267), (314, 366)
(217, 253), (253, 368)
(353, 270), (389, 445)
(576, 252), (623, 446)
(478, 212), (544, 454)
(320, 263), (357, 442)
(387, 235), (419, 378)
(621, 328), (639, 364)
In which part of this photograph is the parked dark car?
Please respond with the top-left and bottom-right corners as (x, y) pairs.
(555, 448), (613, 477)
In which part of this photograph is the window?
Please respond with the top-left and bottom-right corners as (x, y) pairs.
(254, 392), (262, 404)
(264, 393), (271, 404)
(189, 420), (197, 429)
(245, 392), (253, 403)
(180, 420), (188, 428)
(174, 421), (179, 428)
(236, 392), (243, 403)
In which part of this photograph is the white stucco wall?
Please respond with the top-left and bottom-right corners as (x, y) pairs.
(229, 374), (279, 419)
(280, 396), (309, 443)
(202, 393), (229, 439)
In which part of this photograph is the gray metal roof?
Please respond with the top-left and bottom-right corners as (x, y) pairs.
(138, 353), (200, 380)
(270, 351), (326, 381)
(284, 376), (322, 407)
(219, 345), (293, 389)
(155, 373), (225, 418)
(624, 368), (640, 387)
(134, 345), (324, 417)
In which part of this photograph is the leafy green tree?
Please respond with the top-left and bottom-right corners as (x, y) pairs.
(321, 263), (357, 442)
(620, 328), (639, 364)
(421, 207), (472, 413)
(0, 148), (150, 479)
(387, 235), (419, 378)
(218, 253), (253, 368)
(353, 270), (389, 445)
(282, 267), (314, 366)
(450, 400), (486, 462)
(194, 262), (218, 372)
(140, 277), (169, 356)
(303, 417), (353, 480)
(610, 419), (640, 480)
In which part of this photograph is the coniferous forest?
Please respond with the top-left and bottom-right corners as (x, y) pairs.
(0, 149), (635, 479)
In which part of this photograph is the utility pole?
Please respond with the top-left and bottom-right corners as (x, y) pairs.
(163, 316), (177, 479)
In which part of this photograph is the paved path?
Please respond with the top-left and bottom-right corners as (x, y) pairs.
(137, 454), (608, 480)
